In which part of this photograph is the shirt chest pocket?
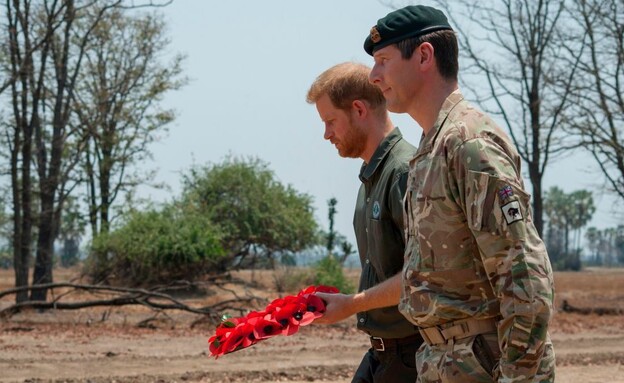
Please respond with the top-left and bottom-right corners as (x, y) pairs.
(407, 152), (447, 197)
(405, 153), (450, 230)
(405, 153), (471, 271)
(405, 152), (447, 218)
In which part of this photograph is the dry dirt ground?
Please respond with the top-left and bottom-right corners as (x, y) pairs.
(1, 267), (623, 383)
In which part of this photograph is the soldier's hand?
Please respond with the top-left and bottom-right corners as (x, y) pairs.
(313, 292), (357, 324)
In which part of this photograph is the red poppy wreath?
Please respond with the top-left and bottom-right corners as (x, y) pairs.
(208, 285), (339, 358)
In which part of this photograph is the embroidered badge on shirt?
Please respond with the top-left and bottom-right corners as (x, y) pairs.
(498, 185), (514, 201)
(501, 201), (523, 225)
(372, 201), (381, 219)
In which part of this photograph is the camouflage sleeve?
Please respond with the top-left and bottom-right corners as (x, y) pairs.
(451, 137), (555, 381)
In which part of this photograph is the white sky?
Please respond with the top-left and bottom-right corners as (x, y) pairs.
(142, 0), (621, 247)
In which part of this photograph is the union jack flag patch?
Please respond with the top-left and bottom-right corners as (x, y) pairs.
(498, 185), (514, 201)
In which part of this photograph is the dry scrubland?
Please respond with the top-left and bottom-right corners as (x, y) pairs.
(0, 267), (623, 383)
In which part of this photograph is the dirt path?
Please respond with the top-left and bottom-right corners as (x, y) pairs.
(2, 268), (624, 382)
(2, 318), (623, 383)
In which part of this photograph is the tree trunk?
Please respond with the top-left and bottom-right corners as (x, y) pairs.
(528, 63), (544, 238)
(564, 224), (570, 260)
(99, 156), (111, 234)
(17, 129), (33, 303)
(30, 0), (77, 301)
(30, 196), (56, 301)
(86, 145), (99, 236)
(7, 1), (36, 303)
(10, 122), (30, 303)
(528, 159), (544, 237)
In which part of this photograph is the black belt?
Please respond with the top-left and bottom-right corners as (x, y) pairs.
(369, 333), (423, 352)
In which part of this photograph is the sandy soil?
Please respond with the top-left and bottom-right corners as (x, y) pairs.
(1, 267), (623, 383)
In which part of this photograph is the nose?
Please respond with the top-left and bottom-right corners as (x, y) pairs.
(323, 124), (332, 140)
(369, 64), (380, 85)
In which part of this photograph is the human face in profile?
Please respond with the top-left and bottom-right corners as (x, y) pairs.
(369, 44), (420, 114)
(315, 94), (367, 159)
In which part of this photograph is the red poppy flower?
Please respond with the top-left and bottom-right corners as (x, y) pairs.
(298, 285), (339, 296)
(208, 336), (224, 356)
(245, 310), (267, 320)
(249, 316), (283, 339)
(265, 298), (287, 315)
(220, 321), (256, 354)
(208, 285), (339, 358)
(304, 294), (326, 317)
(272, 302), (308, 334)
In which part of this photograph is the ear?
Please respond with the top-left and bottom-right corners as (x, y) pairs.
(351, 100), (368, 119)
(416, 42), (435, 71)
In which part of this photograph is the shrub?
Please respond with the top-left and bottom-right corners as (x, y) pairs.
(0, 248), (12, 269)
(313, 255), (354, 294)
(181, 157), (319, 262)
(86, 206), (225, 286)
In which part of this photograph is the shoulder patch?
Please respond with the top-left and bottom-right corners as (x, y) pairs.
(501, 201), (523, 225)
(498, 185), (514, 202)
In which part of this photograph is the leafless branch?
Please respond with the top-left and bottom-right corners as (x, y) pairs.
(0, 279), (266, 322)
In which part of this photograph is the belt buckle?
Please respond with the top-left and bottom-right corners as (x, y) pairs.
(418, 328), (433, 346)
(371, 336), (385, 351)
(419, 326), (446, 346)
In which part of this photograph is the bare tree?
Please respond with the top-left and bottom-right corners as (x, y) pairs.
(430, 0), (584, 236)
(29, 0), (126, 302)
(3, 0), (65, 302)
(563, 0), (624, 202)
(72, 8), (186, 237)
(1, 0), (173, 303)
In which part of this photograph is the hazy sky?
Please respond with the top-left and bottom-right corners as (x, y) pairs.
(143, 0), (620, 246)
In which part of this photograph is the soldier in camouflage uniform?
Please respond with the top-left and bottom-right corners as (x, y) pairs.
(364, 5), (556, 383)
(307, 62), (423, 383)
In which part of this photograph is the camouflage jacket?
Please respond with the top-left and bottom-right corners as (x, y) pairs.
(399, 90), (555, 380)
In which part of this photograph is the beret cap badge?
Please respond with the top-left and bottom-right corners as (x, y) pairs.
(370, 26), (381, 43)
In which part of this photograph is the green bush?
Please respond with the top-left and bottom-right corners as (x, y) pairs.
(181, 157), (319, 259)
(86, 206), (225, 286)
(313, 255), (354, 294)
(0, 248), (12, 269)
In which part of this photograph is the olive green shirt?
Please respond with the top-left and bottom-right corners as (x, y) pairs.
(354, 128), (419, 338)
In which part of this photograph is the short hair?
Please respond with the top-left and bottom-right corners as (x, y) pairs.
(306, 62), (386, 115)
(396, 30), (458, 81)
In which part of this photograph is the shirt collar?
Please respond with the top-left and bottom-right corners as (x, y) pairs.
(419, 89), (464, 151)
(359, 127), (404, 182)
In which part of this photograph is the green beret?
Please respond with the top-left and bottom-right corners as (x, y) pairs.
(364, 5), (453, 56)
